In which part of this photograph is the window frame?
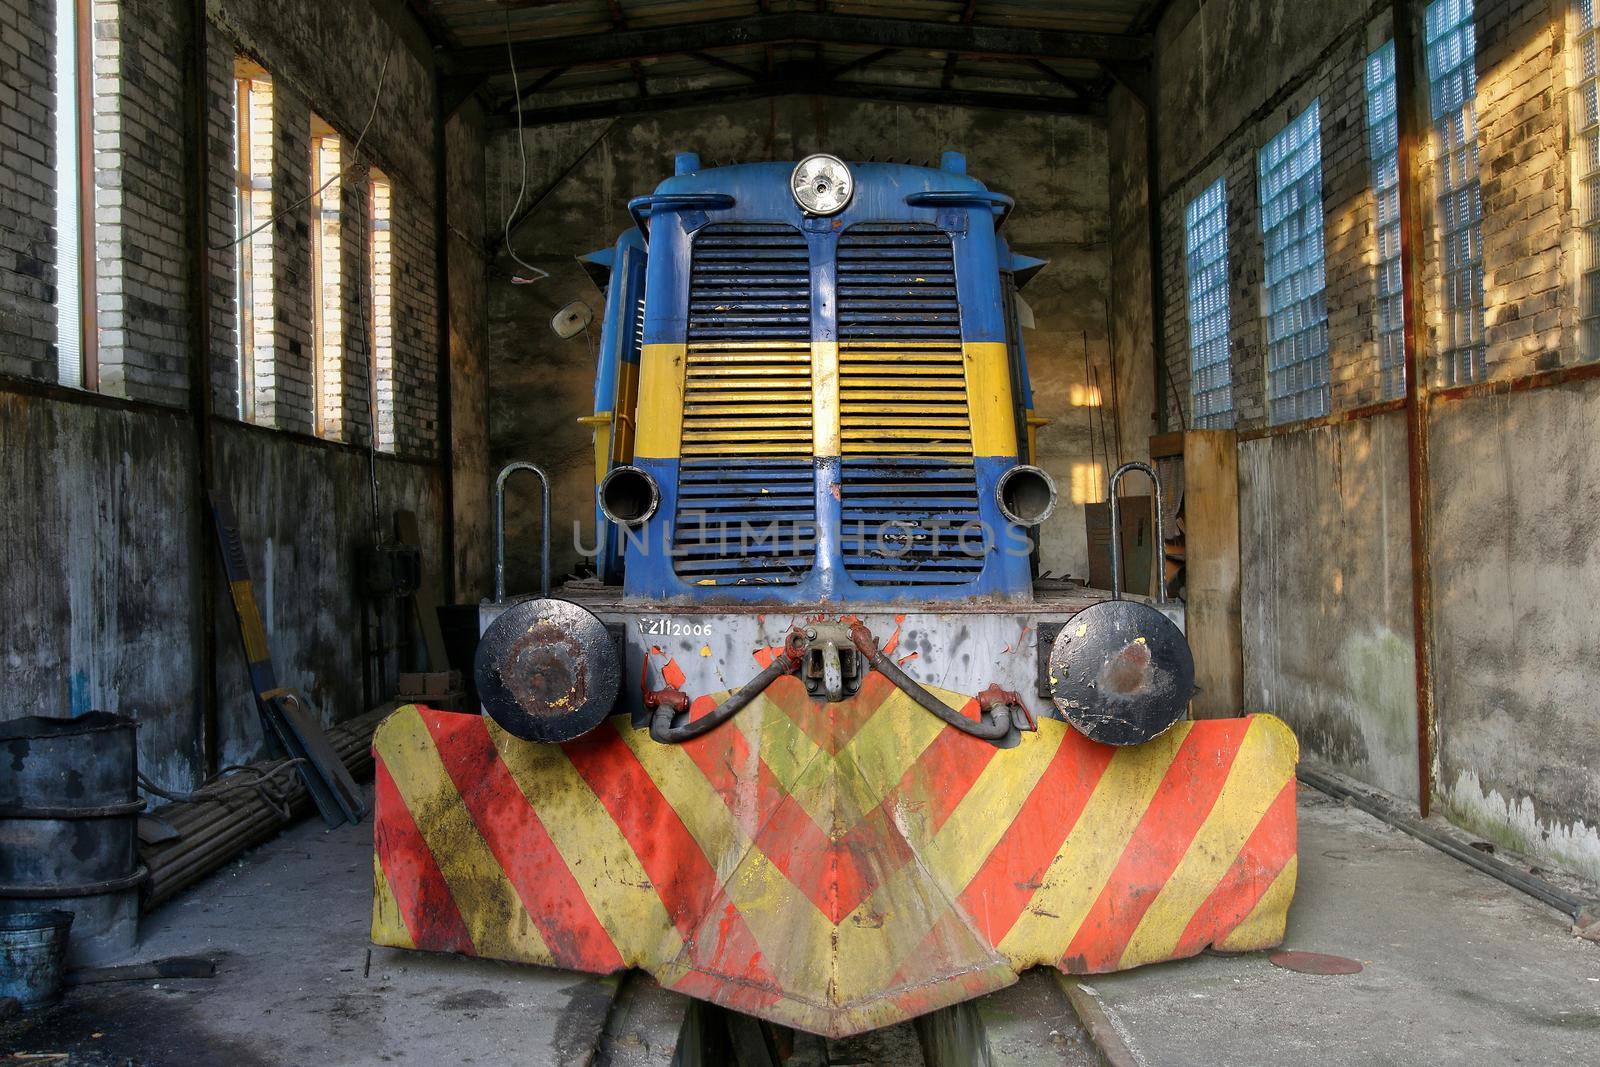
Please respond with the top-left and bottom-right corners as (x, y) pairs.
(232, 59), (271, 422)
(368, 169), (396, 454)
(1424, 0), (1485, 386)
(309, 114), (342, 439)
(1259, 98), (1331, 425)
(1365, 40), (1408, 400)
(1183, 176), (1236, 429)
(1572, 0), (1600, 359)
(54, 0), (97, 389)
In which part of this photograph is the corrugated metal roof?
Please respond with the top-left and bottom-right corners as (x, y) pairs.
(421, 0), (1160, 124)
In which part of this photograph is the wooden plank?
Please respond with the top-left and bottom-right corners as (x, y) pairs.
(1181, 430), (1243, 718)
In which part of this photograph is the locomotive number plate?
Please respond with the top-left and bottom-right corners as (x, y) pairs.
(638, 617), (714, 638)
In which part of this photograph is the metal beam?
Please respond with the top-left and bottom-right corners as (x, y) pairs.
(1392, 0), (1437, 819)
(484, 77), (1098, 128)
(690, 50), (764, 81)
(826, 47), (894, 80)
(447, 12), (1151, 76)
(1027, 59), (1088, 98)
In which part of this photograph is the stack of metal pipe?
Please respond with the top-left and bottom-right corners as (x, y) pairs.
(140, 706), (392, 910)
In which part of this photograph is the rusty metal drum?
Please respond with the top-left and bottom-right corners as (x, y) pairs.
(474, 598), (621, 743)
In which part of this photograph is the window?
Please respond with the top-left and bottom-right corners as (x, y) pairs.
(53, 0), (95, 387)
(369, 170), (396, 453)
(1259, 101), (1330, 423)
(1574, 0), (1600, 356)
(1425, 0), (1484, 385)
(1366, 41), (1407, 399)
(233, 60), (273, 421)
(1184, 177), (1234, 428)
(310, 116), (343, 438)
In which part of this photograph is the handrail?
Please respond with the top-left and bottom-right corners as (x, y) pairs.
(904, 189), (1015, 229)
(626, 192), (737, 237)
(493, 461), (551, 602)
(1107, 461), (1167, 604)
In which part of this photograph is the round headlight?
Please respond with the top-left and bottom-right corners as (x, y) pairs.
(791, 154), (853, 215)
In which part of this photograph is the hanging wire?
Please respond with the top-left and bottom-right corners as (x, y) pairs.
(211, 51), (393, 252)
(502, 3), (549, 284)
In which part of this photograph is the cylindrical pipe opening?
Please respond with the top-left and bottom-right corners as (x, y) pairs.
(996, 464), (1058, 526)
(599, 465), (659, 526)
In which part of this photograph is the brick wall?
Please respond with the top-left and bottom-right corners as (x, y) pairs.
(0, 0), (56, 382)
(1159, 7), (1398, 432)
(388, 180), (437, 456)
(205, 33), (237, 414)
(92, 0), (189, 405)
(1472, 0), (1572, 381)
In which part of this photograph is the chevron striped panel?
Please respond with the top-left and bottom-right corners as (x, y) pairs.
(371, 689), (1298, 1039)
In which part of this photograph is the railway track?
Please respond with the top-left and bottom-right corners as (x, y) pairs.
(585, 969), (1121, 1067)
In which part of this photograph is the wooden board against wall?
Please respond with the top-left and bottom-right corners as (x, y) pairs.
(1176, 430), (1243, 718)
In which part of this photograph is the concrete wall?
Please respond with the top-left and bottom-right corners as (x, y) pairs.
(0, 0), (488, 785)
(1429, 379), (1600, 881)
(483, 96), (1113, 591)
(1239, 415), (1417, 798)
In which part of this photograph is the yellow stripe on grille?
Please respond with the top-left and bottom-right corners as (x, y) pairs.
(839, 340), (974, 457)
(680, 341), (814, 459)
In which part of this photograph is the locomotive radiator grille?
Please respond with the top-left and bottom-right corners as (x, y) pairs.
(674, 223), (815, 586)
(836, 223), (984, 587)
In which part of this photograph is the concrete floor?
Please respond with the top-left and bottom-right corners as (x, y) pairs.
(1087, 784), (1600, 1065)
(4, 782), (1597, 1065)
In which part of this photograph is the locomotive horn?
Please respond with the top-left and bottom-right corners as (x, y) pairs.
(996, 464), (1058, 526)
(599, 465), (659, 526)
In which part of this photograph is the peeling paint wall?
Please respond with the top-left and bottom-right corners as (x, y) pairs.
(210, 425), (443, 769)
(448, 101), (493, 601)
(0, 392), (446, 786)
(1239, 415), (1418, 798)
(483, 96), (1112, 591)
(0, 396), (200, 789)
(1429, 380), (1600, 882)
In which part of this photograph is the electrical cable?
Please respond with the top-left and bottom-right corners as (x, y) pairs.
(211, 50), (392, 252)
(503, 4), (549, 283)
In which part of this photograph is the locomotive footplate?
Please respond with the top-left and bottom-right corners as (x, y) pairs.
(371, 588), (1299, 1039)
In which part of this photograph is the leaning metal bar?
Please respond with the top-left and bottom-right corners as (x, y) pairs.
(848, 621), (1019, 741)
(493, 461), (551, 602)
(1107, 461), (1167, 603)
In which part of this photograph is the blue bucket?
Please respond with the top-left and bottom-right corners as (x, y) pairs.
(0, 909), (73, 1009)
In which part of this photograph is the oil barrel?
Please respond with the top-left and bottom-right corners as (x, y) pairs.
(0, 712), (146, 965)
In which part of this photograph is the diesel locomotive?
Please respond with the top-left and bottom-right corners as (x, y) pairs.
(369, 151), (1299, 1038)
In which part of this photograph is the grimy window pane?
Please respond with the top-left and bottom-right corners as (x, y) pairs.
(1425, 0), (1485, 385)
(370, 171), (396, 454)
(1260, 100), (1331, 424)
(1366, 40), (1407, 399)
(310, 119), (343, 440)
(53, 0), (84, 387)
(1576, 0), (1600, 358)
(1184, 177), (1235, 428)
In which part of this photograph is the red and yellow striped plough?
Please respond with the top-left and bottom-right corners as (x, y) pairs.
(371, 681), (1296, 1037)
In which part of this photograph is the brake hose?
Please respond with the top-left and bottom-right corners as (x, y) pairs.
(647, 633), (805, 743)
(847, 621), (1028, 741)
